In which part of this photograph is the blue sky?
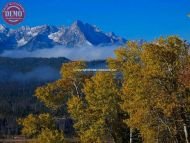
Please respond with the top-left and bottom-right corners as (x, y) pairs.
(0, 0), (190, 41)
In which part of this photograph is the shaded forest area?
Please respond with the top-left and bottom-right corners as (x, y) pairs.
(0, 57), (107, 138)
(0, 57), (68, 137)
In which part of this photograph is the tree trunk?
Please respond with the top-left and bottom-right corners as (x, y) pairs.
(130, 128), (133, 143)
(184, 123), (189, 143)
(157, 126), (160, 143)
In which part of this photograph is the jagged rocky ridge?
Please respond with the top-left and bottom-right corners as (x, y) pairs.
(0, 20), (126, 52)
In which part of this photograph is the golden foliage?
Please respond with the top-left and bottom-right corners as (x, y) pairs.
(109, 36), (190, 142)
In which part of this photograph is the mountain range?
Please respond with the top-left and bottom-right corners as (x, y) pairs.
(0, 20), (126, 52)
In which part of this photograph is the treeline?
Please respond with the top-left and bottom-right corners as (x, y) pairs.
(0, 57), (69, 72)
(19, 36), (190, 143)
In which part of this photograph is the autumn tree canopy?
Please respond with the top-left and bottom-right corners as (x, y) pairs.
(19, 36), (190, 143)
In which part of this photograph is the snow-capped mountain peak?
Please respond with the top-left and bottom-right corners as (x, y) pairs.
(0, 25), (5, 31)
(0, 20), (126, 52)
(0, 24), (9, 33)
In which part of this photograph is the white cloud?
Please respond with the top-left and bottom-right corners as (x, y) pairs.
(0, 45), (119, 60)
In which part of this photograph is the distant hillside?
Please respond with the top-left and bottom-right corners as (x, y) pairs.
(0, 57), (69, 72)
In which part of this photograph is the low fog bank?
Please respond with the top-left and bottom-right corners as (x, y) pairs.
(0, 66), (60, 83)
(0, 45), (118, 60)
